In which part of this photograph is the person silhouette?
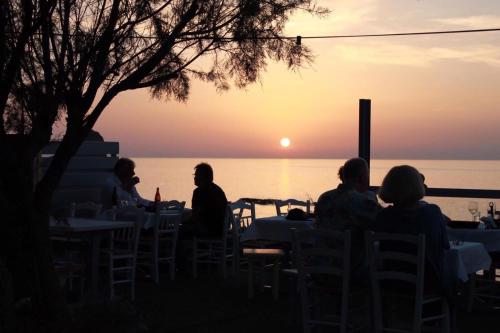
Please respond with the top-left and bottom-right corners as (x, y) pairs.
(191, 163), (228, 237)
(103, 158), (151, 208)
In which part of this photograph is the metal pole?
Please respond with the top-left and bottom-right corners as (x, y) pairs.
(358, 98), (371, 171)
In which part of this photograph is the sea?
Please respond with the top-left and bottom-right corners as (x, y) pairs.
(133, 158), (500, 220)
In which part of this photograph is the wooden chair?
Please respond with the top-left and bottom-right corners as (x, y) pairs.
(230, 200), (255, 233)
(275, 199), (311, 216)
(192, 205), (238, 279)
(138, 206), (183, 282)
(105, 206), (144, 300)
(365, 231), (451, 333)
(294, 229), (367, 333)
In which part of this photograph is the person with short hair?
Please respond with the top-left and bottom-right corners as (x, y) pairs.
(316, 157), (379, 229)
(103, 158), (151, 208)
(375, 165), (451, 295)
(191, 163), (228, 237)
(315, 157), (380, 279)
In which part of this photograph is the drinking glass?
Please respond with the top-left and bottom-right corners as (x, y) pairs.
(468, 201), (479, 221)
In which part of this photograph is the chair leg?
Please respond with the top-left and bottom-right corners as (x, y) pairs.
(222, 256), (227, 279)
(340, 284), (349, 333)
(442, 299), (451, 333)
(169, 259), (176, 281)
(131, 261), (136, 301)
(109, 256), (114, 299)
(248, 259), (255, 299)
(192, 239), (198, 278)
(272, 259), (280, 301)
(467, 273), (476, 312)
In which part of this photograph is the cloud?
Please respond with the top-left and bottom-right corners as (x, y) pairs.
(334, 41), (500, 67)
(433, 15), (500, 29)
(286, 0), (381, 35)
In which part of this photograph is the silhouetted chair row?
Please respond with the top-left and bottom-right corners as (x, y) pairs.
(293, 229), (451, 333)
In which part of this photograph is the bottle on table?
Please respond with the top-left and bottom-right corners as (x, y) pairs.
(154, 187), (161, 205)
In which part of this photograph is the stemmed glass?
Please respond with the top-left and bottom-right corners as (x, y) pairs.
(468, 201), (479, 222)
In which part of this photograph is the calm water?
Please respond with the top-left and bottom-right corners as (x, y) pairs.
(133, 158), (500, 220)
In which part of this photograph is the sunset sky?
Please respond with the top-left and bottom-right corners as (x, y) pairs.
(95, 0), (500, 159)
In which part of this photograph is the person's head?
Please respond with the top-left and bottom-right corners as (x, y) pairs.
(340, 158), (369, 192)
(194, 163), (213, 187)
(420, 172), (429, 191)
(114, 158), (135, 183)
(379, 165), (425, 206)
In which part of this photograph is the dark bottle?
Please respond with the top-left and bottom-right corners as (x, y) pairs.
(154, 187), (161, 203)
(111, 186), (118, 207)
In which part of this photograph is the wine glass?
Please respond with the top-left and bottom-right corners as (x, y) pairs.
(468, 201), (479, 221)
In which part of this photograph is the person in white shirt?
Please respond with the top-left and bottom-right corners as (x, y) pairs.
(103, 158), (151, 208)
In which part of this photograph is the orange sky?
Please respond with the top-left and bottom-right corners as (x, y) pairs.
(95, 0), (500, 159)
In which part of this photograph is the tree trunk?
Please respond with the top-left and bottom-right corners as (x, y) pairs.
(0, 135), (67, 332)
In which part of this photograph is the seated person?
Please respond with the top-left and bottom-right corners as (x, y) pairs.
(191, 163), (228, 238)
(315, 157), (380, 280)
(103, 158), (152, 208)
(375, 165), (451, 296)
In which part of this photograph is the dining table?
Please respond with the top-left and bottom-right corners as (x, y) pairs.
(447, 225), (500, 252)
(49, 217), (134, 296)
(240, 215), (315, 243)
(448, 241), (491, 282)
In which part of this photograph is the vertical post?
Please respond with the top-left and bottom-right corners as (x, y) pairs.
(358, 99), (371, 177)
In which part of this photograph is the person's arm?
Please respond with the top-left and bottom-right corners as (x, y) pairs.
(130, 186), (152, 206)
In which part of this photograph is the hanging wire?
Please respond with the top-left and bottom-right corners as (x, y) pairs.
(16, 27), (500, 42)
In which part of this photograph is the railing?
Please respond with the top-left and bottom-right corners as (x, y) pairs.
(369, 186), (500, 199)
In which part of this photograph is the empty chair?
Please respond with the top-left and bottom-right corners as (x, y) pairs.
(365, 231), (451, 333)
(105, 206), (144, 300)
(294, 229), (368, 333)
(192, 205), (239, 278)
(138, 206), (183, 282)
(230, 200), (255, 233)
(275, 199), (311, 216)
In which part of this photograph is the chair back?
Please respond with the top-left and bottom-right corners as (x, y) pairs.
(111, 206), (144, 250)
(365, 231), (426, 332)
(293, 229), (352, 333)
(365, 232), (425, 292)
(294, 229), (352, 284)
(69, 201), (102, 218)
(156, 210), (183, 238)
(275, 199), (311, 216)
(229, 200), (255, 233)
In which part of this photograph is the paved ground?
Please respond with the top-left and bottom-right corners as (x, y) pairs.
(129, 269), (500, 333)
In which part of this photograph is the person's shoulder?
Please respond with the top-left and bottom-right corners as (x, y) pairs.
(210, 182), (225, 193)
(417, 202), (442, 215)
(317, 189), (337, 203)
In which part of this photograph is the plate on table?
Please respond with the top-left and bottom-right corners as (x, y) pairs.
(447, 221), (479, 229)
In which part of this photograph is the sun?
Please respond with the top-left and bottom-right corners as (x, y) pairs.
(280, 137), (291, 148)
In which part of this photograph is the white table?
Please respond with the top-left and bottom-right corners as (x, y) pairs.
(448, 241), (491, 282)
(447, 228), (500, 252)
(99, 209), (190, 230)
(50, 217), (133, 296)
(240, 216), (314, 243)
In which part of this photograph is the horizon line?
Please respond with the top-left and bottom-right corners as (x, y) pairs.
(124, 155), (500, 161)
